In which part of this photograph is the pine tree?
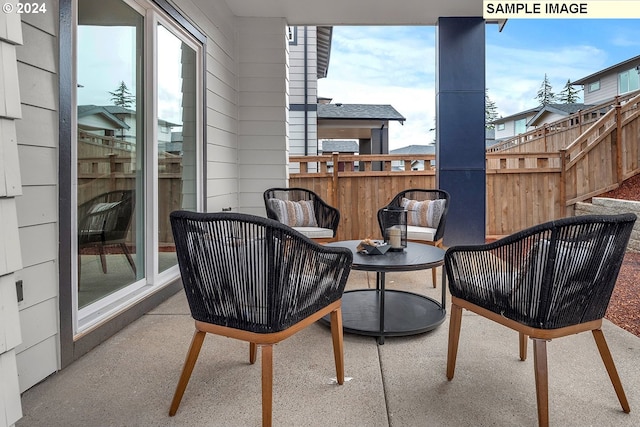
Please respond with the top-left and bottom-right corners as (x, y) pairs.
(559, 79), (581, 104)
(535, 74), (556, 106)
(109, 81), (135, 108)
(485, 89), (498, 129)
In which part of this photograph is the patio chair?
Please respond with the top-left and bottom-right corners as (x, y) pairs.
(263, 187), (340, 242)
(77, 189), (136, 280)
(444, 213), (636, 427)
(377, 188), (450, 287)
(168, 211), (352, 427)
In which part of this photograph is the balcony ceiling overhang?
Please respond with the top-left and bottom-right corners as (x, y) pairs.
(219, 0), (484, 25)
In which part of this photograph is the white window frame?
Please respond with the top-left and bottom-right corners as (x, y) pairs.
(73, 0), (204, 333)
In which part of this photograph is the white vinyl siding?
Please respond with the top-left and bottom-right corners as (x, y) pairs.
(582, 73), (619, 104)
(237, 17), (289, 216)
(0, 6), (25, 424)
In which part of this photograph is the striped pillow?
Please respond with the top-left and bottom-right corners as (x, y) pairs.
(401, 198), (446, 228)
(268, 199), (318, 227)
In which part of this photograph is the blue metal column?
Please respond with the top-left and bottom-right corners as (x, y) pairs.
(436, 17), (486, 245)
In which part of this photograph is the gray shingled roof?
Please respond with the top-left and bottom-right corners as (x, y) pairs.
(527, 103), (595, 126)
(321, 140), (359, 153)
(318, 104), (405, 121)
(390, 144), (435, 155)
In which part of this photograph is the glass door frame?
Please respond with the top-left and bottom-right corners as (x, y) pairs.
(72, 0), (205, 334)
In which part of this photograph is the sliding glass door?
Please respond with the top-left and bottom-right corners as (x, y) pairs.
(75, 0), (202, 328)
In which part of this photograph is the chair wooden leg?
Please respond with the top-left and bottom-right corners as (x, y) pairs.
(532, 338), (549, 427)
(98, 244), (108, 273)
(447, 303), (463, 380)
(519, 332), (528, 361)
(261, 344), (274, 427)
(592, 329), (630, 413)
(330, 308), (345, 385)
(169, 330), (206, 416)
(120, 242), (137, 275)
(431, 267), (437, 288)
(250, 342), (258, 364)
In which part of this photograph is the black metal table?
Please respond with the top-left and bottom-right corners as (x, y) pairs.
(321, 240), (446, 344)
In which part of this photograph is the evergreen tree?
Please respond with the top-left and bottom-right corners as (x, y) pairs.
(109, 81), (135, 108)
(485, 89), (498, 129)
(559, 79), (581, 104)
(535, 74), (556, 106)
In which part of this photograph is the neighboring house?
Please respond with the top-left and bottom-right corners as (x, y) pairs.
(317, 103), (406, 158)
(287, 26), (332, 159)
(572, 55), (640, 105)
(320, 140), (360, 171)
(493, 103), (594, 141)
(0, 1), (487, 423)
(390, 144), (435, 170)
(321, 139), (359, 154)
(493, 106), (540, 141)
(526, 103), (593, 128)
(78, 104), (179, 147)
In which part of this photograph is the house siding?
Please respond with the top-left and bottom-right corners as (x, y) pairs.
(494, 112), (537, 140)
(584, 73), (619, 104)
(178, 0), (241, 214)
(288, 26), (319, 168)
(12, 8), (60, 394)
(0, 8), (25, 426)
(237, 17), (289, 216)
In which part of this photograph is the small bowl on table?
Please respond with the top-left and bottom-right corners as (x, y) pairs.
(362, 242), (391, 255)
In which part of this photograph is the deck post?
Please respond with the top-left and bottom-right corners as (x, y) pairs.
(436, 17), (486, 245)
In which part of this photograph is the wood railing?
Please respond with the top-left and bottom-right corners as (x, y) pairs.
(488, 90), (640, 154)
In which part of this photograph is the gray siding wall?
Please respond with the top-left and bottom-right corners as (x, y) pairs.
(0, 9), (25, 426)
(237, 17), (289, 216)
(13, 7), (59, 394)
(288, 26), (319, 164)
(7, 0), (292, 400)
(178, 0), (242, 214)
(583, 73), (619, 104)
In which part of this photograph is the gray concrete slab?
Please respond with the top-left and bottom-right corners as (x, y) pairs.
(17, 269), (640, 427)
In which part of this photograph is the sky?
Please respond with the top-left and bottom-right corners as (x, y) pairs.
(317, 20), (640, 150)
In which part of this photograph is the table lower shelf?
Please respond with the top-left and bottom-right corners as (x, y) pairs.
(321, 289), (446, 343)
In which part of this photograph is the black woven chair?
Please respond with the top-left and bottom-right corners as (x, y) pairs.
(77, 189), (136, 279)
(445, 213), (636, 427)
(377, 189), (450, 287)
(264, 187), (340, 242)
(168, 211), (352, 427)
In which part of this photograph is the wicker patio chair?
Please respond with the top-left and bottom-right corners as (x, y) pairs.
(444, 213), (636, 427)
(377, 188), (450, 287)
(168, 211), (352, 427)
(264, 187), (340, 242)
(77, 189), (136, 280)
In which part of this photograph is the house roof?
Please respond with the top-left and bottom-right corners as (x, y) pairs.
(316, 26), (332, 79)
(527, 103), (593, 126)
(77, 105), (130, 129)
(492, 106), (540, 124)
(572, 55), (640, 85)
(390, 144), (435, 155)
(321, 140), (359, 153)
(318, 104), (406, 122)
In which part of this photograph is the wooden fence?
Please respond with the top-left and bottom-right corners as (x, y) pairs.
(78, 134), (183, 244)
(291, 92), (640, 239)
(290, 154), (436, 241)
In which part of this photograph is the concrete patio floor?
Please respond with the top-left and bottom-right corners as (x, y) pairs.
(17, 268), (640, 426)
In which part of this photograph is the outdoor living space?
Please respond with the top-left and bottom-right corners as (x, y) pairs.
(17, 267), (640, 427)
